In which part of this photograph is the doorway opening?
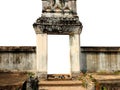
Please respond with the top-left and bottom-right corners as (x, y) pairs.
(48, 35), (70, 74)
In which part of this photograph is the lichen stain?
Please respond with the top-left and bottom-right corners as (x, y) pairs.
(13, 56), (21, 64)
(0, 56), (1, 63)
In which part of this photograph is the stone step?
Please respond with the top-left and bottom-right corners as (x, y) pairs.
(39, 80), (94, 90)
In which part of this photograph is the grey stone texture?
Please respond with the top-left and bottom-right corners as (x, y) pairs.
(81, 47), (120, 73)
(33, 16), (82, 34)
(0, 47), (120, 73)
(33, 0), (82, 35)
(0, 46), (36, 72)
(41, 0), (78, 17)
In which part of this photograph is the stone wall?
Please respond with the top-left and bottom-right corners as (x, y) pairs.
(0, 46), (120, 73)
(81, 47), (120, 72)
(0, 46), (36, 72)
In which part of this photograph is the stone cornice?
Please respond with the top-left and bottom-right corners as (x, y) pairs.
(1, 46), (120, 53)
(0, 46), (36, 52)
(33, 16), (82, 34)
(81, 47), (120, 52)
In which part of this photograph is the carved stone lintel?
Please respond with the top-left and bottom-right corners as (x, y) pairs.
(42, 0), (77, 15)
(44, 0), (68, 11)
(33, 16), (82, 34)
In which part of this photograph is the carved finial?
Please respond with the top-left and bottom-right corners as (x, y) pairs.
(42, 0), (77, 16)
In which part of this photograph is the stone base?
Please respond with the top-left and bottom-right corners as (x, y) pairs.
(71, 72), (80, 80)
(39, 80), (87, 90)
(36, 72), (47, 80)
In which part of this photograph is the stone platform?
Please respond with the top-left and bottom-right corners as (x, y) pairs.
(0, 72), (120, 90)
(0, 72), (27, 90)
(39, 80), (86, 90)
(93, 74), (120, 90)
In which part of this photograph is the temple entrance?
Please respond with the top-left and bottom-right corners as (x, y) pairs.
(48, 35), (70, 74)
(33, 0), (82, 79)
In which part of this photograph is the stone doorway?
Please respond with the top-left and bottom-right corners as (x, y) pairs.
(48, 35), (70, 74)
(33, 0), (82, 80)
(33, 31), (82, 79)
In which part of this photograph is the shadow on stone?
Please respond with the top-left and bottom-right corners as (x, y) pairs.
(22, 76), (39, 90)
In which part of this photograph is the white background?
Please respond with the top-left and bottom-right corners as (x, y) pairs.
(48, 35), (70, 74)
(0, 0), (120, 46)
(0, 0), (120, 74)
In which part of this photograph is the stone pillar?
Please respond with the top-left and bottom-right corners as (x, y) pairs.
(70, 33), (80, 77)
(34, 26), (48, 79)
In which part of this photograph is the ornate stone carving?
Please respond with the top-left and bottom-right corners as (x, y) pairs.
(33, 16), (82, 34)
(50, 0), (66, 7)
(43, 0), (71, 14)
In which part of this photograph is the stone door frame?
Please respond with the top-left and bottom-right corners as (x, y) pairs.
(34, 31), (81, 79)
(33, 16), (82, 79)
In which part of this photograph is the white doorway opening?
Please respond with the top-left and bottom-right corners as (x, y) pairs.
(48, 35), (70, 74)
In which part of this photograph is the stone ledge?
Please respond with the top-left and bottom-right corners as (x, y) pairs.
(81, 47), (120, 52)
(0, 46), (36, 52)
(39, 80), (82, 86)
(33, 16), (82, 34)
(1, 46), (120, 52)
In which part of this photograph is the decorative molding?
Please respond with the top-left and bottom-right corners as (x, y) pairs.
(42, 0), (76, 14)
(33, 16), (82, 34)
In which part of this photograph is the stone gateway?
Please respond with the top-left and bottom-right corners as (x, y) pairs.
(33, 0), (82, 79)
